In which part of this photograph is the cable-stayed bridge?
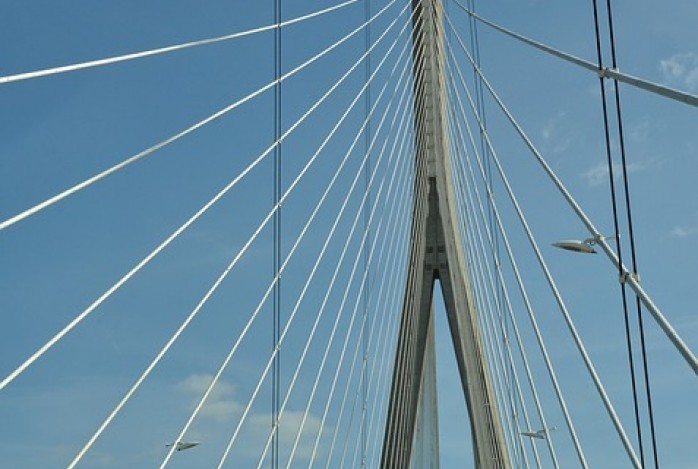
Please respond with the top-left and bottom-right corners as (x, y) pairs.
(1, 1), (696, 467)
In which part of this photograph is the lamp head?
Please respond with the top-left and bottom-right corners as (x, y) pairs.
(552, 239), (597, 254)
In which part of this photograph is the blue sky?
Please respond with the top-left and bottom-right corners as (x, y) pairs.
(1, 1), (697, 468)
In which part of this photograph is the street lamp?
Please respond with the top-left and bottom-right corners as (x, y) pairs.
(552, 238), (597, 254)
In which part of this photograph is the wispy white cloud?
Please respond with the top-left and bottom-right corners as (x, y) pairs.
(248, 410), (325, 461)
(582, 160), (648, 187)
(541, 111), (572, 154)
(541, 111), (564, 142)
(177, 373), (242, 422)
(669, 225), (698, 238)
(175, 374), (329, 462)
(659, 52), (698, 92)
(628, 118), (650, 143)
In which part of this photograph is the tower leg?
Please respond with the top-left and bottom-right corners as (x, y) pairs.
(380, 1), (511, 466)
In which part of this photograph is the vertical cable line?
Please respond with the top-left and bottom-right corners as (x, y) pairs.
(311, 35), (423, 467)
(604, 1), (660, 466)
(271, 0), (282, 467)
(211, 10), (415, 467)
(252, 24), (417, 466)
(376, 7), (429, 464)
(446, 13), (645, 467)
(361, 1), (371, 467)
(452, 6), (697, 377)
(590, 2), (644, 467)
(446, 66), (546, 467)
(364, 158), (413, 466)
(445, 89), (519, 464)
(445, 79), (531, 468)
(464, 0), (503, 356)
(0, 0), (400, 394)
(318, 103), (414, 468)
(446, 45), (561, 469)
(71, 18), (405, 462)
(0, 3), (363, 234)
(445, 68), (548, 467)
(156, 8), (407, 467)
(443, 16), (587, 467)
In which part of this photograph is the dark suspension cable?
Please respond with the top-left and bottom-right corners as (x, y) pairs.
(272, 0), (282, 467)
(591, 1), (645, 467)
(361, 0), (371, 467)
(604, 1), (660, 467)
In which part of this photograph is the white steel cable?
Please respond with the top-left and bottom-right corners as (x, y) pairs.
(72, 29), (403, 463)
(445, 85), (543, 468)
(448, 6), (698, 377)
(319, 158), (412, 469)
(328, 89), (417, 469)
(363, 183), (412, 466)
(0, 0), (400, 394)
(313, 147), (411, 469)
(312, 86), (420, 468)
(347, 180), (413, 468)
(159, 7), (409, 468)
(443, 57), (530, 466)
(374, 22), (432, 463)
(303, 142), (412, 469)
(445, 116), (522, 468)
(446, 15), (644, 468)
(364, 118), (430, 468)
(451, 1), (698, 109)
(71, 28), (396, 467)
(444, 29), (562, 467)
(444, 25), (581, 468)
(282, 64), (417, 469)
(446, 97), (535, 469)
(251, 22), (417, 468)
(0, 0), (359, 85)
(362, 183), (412, 467)
(317, 166), (412, 469)
(0, 0), (396, 233)
(316, 106), (416, 469)
(66, 203), (274, 469)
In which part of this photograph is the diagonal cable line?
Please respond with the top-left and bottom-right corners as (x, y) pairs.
(446, 14), (645, 468)
(222, 97), (407, 469)
(0, 0), (395, 232)
(444, 50), (533, 465)
(344, 167), (413, 469)
(69, 15), (406, 465)
(446, 90), (537, 469)
(445, 36), (568, 469)
(0, 0), (359, 85)
(445, 66), (551, 468)
(0, 0), (402, 394)
(157, 8), (411, 469)
(282, 118), (407, 469)
(451, 0), (698, 108)
(446, 111), (523, 467)
(362, 184), (412, 467)
(251, 21), (417, 469)
(316, 98), (416, 469)
(445, 8), (698, 377)
(304, 76), (415, 469)
(362, 174), (412, 466)
(444, 19), (588, 467)
(257, 23), (417, 469)
(374, 19), (433, 463)
(320, 81), (424, 469)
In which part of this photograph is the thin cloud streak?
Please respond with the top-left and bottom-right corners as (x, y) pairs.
(669, 225), (698, 238)
(660, 52), (698, 92)
(582, 160), (648, 187)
